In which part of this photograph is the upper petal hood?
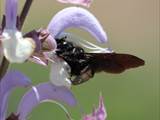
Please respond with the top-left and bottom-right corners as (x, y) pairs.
(48, 7), (107, 43)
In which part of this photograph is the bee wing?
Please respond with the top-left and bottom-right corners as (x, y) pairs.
(86, 53), (145, 73)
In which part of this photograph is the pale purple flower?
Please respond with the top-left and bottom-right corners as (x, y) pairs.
(26, 29), (57, 66)
(0, 70), (31, 120)
(0, 70), (77, 120)
(45, 6), (109, 87)
(27, 5), (110, 87)
(83, 94), (107, 120)
(0, 0), (35, 63)
(57, 0), (93, 7)
(16, 82), (77, 120)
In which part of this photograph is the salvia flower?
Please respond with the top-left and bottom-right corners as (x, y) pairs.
(0, 70), (107, 120)
(46, 7), (108, 86)
(0, 70), (31, 120)
(0, 71), (107, 120)
(0, 0), (35, 63)
(16, 82), (77, 120)
(0, 70), (77, 120)
(83, 94), (107, 120)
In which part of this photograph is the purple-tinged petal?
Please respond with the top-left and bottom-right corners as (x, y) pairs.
(17, 82), (77, 120)
(5, 0), (18, 29)
(56, 0), (93, 7)
(94, 95), (107, 120)
(48, 7), (107, 43)
(23, 30), (42, 52)
(83, 94), (107, 120)
(29, 55), (48, 66)
(38, 29), (57, 51)
(0, 70), (31, 120)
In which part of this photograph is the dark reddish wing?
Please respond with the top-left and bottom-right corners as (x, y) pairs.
(87, 53), (145, 73)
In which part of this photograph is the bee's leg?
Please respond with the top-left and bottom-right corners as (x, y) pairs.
(71, 66), (94, 85)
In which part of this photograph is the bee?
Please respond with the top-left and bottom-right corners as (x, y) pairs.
(55, 35), (145, 85)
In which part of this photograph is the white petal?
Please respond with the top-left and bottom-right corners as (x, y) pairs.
(49, 54), (71, 88)
(1, 29), (35, 63)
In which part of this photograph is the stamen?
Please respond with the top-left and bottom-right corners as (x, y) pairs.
(58, 32), (114, 53)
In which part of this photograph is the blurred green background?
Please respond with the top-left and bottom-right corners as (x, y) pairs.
(0, 0), (159, 120)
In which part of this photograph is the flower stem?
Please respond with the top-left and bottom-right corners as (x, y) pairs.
(0, 0), (34, 80)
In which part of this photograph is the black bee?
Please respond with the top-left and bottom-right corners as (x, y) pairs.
(55, 36), (145, 85)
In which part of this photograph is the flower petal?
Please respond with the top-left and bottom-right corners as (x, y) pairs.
(83, 94), (107, 120)
(37, 29), (57, 52)
(49, 54), (71, 88)
(1, 30), (36, 63)
(5, 0), (18, 29)
(29, 55), (48, 66)
(94, 94), (107, 120)
(23, 30), (42, 52)
(48, 7), (107, 43)
(56, 0), (93, 7)
(17, 82), (77, 120)
(0, 70), (31, 120)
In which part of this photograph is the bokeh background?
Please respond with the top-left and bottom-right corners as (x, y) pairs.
(0, 0), (159, 120)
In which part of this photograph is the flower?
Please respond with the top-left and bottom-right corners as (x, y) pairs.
(0, 70), (31, 120)
(0, 1), (113, 120)
(0, 70), (77, 120)
(56, 0), (93, 7)
(0, 0), (35, 63)
(83, 94), (107, 120)
(16, 82), (77, 120)
(44, 6), (110, 87)
(0, 70), (107, 120)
